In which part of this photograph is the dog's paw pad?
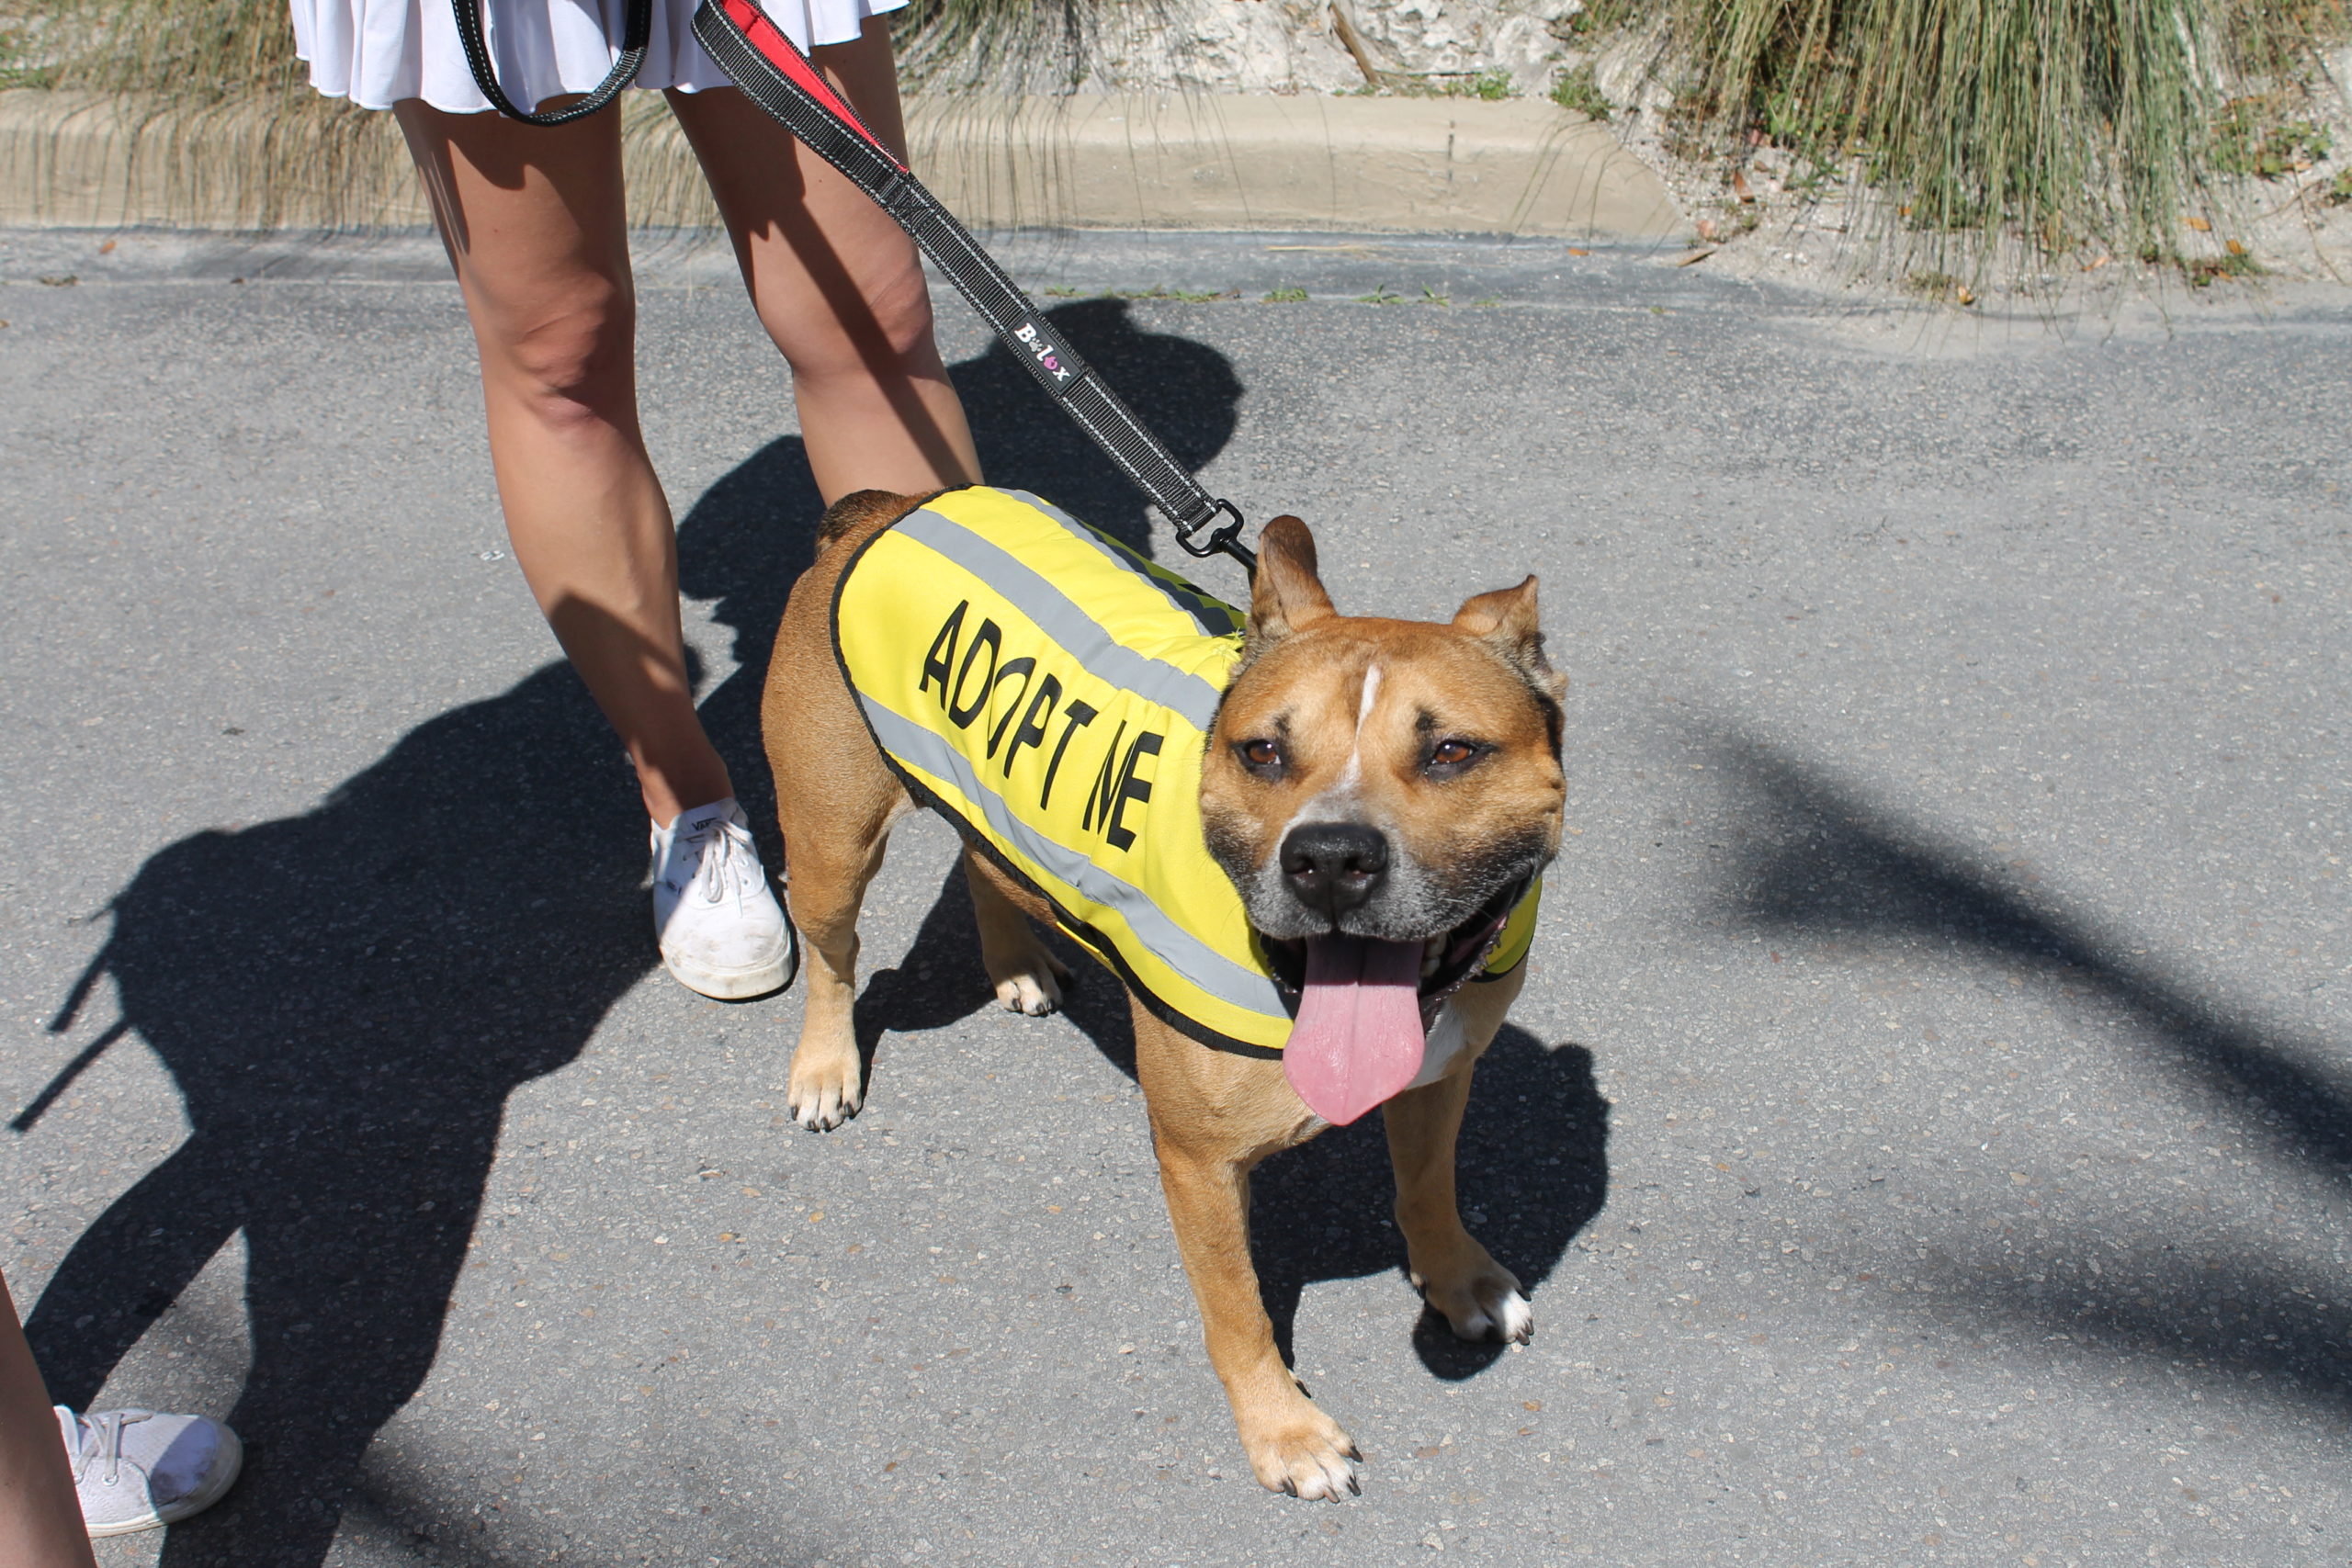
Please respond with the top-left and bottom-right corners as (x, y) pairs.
(786, 1054), (864, 1132)
(1421, 1258), (1532, 1345)
(1242, 1412), (1360, 1502)
(988, 968), (1063, 1020)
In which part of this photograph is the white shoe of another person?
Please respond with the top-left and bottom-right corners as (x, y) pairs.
(650, 797), (797, 999)
(59, 1405), (243, 1537)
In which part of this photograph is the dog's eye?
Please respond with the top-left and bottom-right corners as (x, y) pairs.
(1237, 739), (1285, 775)
(1425, 738), (1484, 776)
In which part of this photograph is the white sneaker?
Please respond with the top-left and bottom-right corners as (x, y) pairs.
(59, 1405), (243, 1537)
(650, 797), (797, 999)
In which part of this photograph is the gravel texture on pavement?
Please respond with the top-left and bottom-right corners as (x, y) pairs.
(2, 228), (2348, 1568)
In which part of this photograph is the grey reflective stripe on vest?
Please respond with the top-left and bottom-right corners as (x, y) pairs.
(860, 698), (1288, 1020)
(1011, 489), (1241, 639)
(894, 506), (1227, 731)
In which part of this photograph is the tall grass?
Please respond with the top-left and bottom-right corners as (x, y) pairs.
(889, 0), (1114, 90)
(33, 0), (307, 95)
(1668, 0), (2348, 258)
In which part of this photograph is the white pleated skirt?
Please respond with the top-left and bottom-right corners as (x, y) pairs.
(292, 0), (906, 114)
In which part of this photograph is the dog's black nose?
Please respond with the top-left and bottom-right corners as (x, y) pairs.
(1280, 822), (1389, 918)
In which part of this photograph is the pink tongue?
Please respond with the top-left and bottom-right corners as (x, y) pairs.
(1283, 935), (1427, 1126)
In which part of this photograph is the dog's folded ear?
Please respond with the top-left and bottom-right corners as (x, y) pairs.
(1453, 576), (1562, 692)
(1245, 515), (1336, 656)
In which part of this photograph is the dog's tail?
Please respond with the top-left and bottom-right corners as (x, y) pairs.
(815, 489), (937, 553)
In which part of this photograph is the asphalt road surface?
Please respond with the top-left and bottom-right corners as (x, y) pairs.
(2, 226), (2348, 1568)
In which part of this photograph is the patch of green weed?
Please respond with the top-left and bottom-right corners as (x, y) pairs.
(2211, 102), (2335, 176)
(2188, 250), (2263, 285)
(1386, 69), (1518, 99)
(0, 20), (55, 88)
(1550, 62), (1611, 121)
(1109, 287), (1238, 302)
(1261, 287), (1310, 302)
(1904, 269), (1977, 304)
(1561, 0), (1642, 37)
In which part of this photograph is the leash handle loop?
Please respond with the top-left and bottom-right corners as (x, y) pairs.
(693, 0), (1252, 579)
(454, 0), (654, 125)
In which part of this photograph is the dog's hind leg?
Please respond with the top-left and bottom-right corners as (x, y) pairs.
(962, 851), (1069, 1017)
(1382, 969), (1532, 1343)
(764, 506), (915, 1132)
(776, 801), (900, 1131)
(770, 772), (903, 1129)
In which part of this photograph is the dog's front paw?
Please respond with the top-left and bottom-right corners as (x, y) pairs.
(988, 947), (1069, 1018)
(786, 1044), (864, 1131)
(1412, 1254), (1533, 1345)
(1238, 1403), (1360, 1500)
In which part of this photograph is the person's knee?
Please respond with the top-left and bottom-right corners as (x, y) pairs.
(856, 258), (941, 359)
(766, 256), (942, 385)
(473, 277), (637, 424)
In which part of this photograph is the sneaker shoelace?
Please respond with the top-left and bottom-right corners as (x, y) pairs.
(68, 1409), (150, 1486)
(680, 815), (761, 907)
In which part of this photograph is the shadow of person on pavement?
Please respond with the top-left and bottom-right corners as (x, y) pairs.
(25, 629), (657, 1568)
(1712, 731), (2352, 1416)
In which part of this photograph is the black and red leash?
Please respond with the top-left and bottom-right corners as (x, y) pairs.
(691, 0), (1253, 574)
(450, 0), (1254, 574)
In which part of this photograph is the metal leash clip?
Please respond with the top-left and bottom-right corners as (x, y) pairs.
(1174, 499), (1256, 575)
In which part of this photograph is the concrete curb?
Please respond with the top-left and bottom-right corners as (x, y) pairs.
(902, 95), (1680, 237)
(0, 87), (1682, 237)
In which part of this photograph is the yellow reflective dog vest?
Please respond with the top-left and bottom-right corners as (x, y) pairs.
(832, 486), (1539, 1057)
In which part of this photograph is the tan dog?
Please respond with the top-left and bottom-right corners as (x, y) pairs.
(763, 490), (1566, 1498)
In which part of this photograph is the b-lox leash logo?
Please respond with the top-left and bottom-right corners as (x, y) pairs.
(1013, 321), (1072, 384)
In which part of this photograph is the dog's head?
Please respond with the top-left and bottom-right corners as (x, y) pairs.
(1200, 516), (1566, 1123)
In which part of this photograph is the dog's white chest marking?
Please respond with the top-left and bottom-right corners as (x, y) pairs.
(1405, 1000), (1469, 1092)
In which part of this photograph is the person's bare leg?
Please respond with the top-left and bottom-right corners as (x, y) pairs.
(0, 1269), (97, 1568)
(396, 100), (730, 825)
(667, 26), (981, 502)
